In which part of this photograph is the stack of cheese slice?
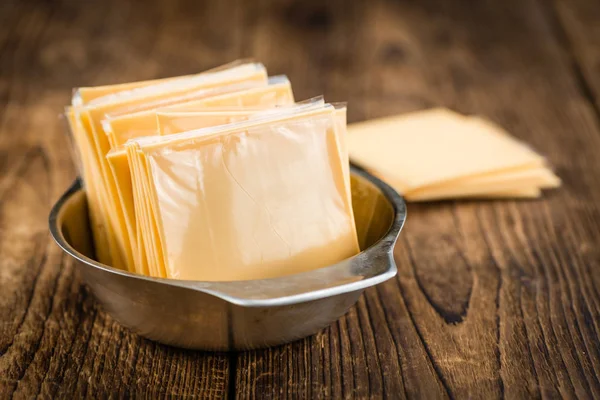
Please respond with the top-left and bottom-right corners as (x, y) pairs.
(65, 61), (359, 280)
(347, 108), (560, 201)
(122, 103), (357, 280)
(67, 61), (271, 271)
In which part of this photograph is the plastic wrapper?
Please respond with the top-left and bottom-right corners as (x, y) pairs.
(105, 81), (300, 273)
(103, 75), (293, 147)
(109, 99), (322, 274)
(332, 103), (351, 204)
(72, 59), (258, 106)
(78, 62), (266, 108)
(101, 79), (268, 148)
(156, 76), (295, 135)
(125, 103), (359, 280)
(66, 61), (268, 272)
(63, 108), (115, 267)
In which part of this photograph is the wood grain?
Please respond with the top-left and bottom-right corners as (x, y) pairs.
(1, 0), (600, 398)
(552, 0), (600, 114)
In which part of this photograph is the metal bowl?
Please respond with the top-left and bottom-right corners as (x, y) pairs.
(48, 166), (406, 350)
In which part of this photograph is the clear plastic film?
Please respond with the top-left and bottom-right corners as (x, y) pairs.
(63, 107), (85, 180)
(112, 98), (324, 274)
(105, 83), (304, 273)
(82, 63), (267, 108)
(159, 75), (292, 110)
(155, 87), (315, 137)
(72, 59), (261, 106)
(155, 75), (295, 135)
(332, 102), (351, 205)
(62, 107), (115, 267)
(128, 103), (359, 280)
(102, 79), (269, 148)
(68, 61), (268, 273)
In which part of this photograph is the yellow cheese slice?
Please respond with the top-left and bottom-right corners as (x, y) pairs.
(333, 104), (351, 205)
(130, 104), (358, 280)
(73, 60), (258, 106)
(65, 108), (114, 266)
(70, 62), (268, 272)
(115, 101), (317, 274)
(156, 78), (295, 135)
(105, 149), (139, 271)
(472, 188), (541, 199)
(103, 79), (272, 148)
(126, 144), (166, 277)
(439, 166), (559, 190)
(347, 108), (546, 192)
(156, 100), (350, 206)
(157, 100), (352, 209)
(74, 77), (181, 106)
(107, 77), (293, 146)
(106, 83), (301, 273)
(402, 167), (561, 201)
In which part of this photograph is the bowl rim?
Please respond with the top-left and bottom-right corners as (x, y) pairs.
(49, 165), (406, 307)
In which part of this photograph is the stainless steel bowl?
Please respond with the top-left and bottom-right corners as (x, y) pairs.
(49, 166), (406, 350)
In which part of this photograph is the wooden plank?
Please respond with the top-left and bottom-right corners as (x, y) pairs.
(1, 0), (600, 398)
(0, 0), (237, 398)
(552, 0), (600, 113)
(233, 0), (600, 398)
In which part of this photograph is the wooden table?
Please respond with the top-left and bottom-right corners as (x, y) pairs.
(2, 0), (600, 398)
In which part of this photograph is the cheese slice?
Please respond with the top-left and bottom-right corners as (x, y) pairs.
(113, 100), (324, 274)
(105, 149), (140, 270)
(126, 144), (166, 277)
(472, 188), (541, 199)
(66, 108), (114, 266)
(107, 77), (293, 146)
(129, 104), (358, 280)
(102, 79), (276, 148)
(156, 77), (295, 135)
(347, 108), (547, 193)
(333, 104), (351, 204)
(107, 83), (299, 272)
(73, 60), (256, 106)
(156, 99), (351, 206)
(94, 64), (268, 272)
(74, 77), (181, 106)
(69, 62), (268, 272)
(157, 100), (354, 229)
(424, 166), (560, 191)
(401, 167), (560, 201)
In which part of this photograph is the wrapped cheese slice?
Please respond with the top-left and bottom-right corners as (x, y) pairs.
(155, 96), (353, 204)
(67, 71), (200, 267)
(156, 93), (322, 137)
(157, 97), (352, 206)
(68, 62), (268, 271)
(126, 103), (359, 280)
(102, 80), (267, 148)
(107, 76), (294, 146)
(112, 99), (327, 274)
(156, 76), (295, 135)
(65, 109), (115, 266)
(74, 77), (180, 106)
(106, 79), (296, 271)
(73, 59), (256, 105)
(333, 104), (351, 203)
